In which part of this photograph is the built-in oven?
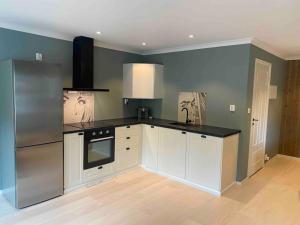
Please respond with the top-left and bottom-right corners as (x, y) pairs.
(83, 127), (115, 170)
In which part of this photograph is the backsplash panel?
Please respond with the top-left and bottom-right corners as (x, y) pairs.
(64, 91), (94, 124)
(178, 92), (206, 125)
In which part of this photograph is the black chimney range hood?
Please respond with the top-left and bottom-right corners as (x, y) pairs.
(63, 36), (109, 92)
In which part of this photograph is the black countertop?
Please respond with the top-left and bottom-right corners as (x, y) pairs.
(63, 124), (84, 134)
(64, 118), (241, 138)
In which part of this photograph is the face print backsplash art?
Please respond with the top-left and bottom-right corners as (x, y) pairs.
(178, 92), (206, 125)
(63, 91), (94, 124)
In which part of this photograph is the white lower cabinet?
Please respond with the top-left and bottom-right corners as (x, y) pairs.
(115, 125), (141, 172)
(158, 127), (187, 179)
(141, 127), (239, 195)
(64, 132), (84, 190)
(64, 123), (239, 196)
(186, 133), (223, 192)
(142, 124), (159, 170)
(186, 133), (239, 194)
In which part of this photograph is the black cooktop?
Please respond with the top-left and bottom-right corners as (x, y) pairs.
(68, 121), (115, 130)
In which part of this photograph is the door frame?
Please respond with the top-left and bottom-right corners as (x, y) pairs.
(247, 58), (272, 177)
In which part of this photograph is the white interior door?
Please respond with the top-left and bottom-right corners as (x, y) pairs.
(248, 59), (271, 177)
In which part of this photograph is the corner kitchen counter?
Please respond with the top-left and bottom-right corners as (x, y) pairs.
(63, 124), (83, 133)
(63, 118), (241, 138)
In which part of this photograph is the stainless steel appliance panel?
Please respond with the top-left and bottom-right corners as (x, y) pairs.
(14, 60), (63, 147)
(16, 142), (63, 208)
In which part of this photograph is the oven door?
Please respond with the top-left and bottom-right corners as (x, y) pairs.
(84, 136), (115, 169)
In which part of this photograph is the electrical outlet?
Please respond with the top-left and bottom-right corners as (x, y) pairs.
(265, 154), (270, 161)
(36, 53), (43, 61)
(229, 105), (236, 112)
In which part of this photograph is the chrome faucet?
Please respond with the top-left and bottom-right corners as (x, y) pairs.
(181, 107), (192, 124)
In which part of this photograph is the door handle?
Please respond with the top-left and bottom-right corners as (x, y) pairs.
(252, 118), (259, 122)
(90, 136), (114, 142)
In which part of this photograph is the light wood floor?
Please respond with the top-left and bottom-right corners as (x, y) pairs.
(1, 155), (300, 225)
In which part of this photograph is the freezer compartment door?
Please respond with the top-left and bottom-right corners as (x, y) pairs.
(14, 60), (63, 147)
(16, 142), (63, 208)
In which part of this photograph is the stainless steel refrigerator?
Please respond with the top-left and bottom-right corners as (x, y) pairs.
(0, 59), (63, 208)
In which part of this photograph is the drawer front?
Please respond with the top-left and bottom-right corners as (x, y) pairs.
(115, 125), (141, 139)
(83, 163), (114, 181)
(115, 135), (140, 150)
(115, 145), (139, 171)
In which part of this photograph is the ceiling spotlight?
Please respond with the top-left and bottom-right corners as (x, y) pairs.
(96, 31), (101, 35)
(142, 42), (146, 46)
(189, 34), (194, 38)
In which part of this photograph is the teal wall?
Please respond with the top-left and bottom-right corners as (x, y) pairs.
(0, 27), (287, 187)
(0, 60), (16, 201)
(142, 45), (287, 181)
(142, 45), (252, 180)
(0, 27), (142, 121)
(93, 47), (141, 120)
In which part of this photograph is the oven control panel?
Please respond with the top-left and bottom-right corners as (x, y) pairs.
(85, 127), (115, 139)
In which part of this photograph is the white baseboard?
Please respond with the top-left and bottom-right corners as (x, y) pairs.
(221, 182), (237, 193)
(141, 165), (222, 196)
(276, 154), (300, 161)
(66, 164), (237, 197)
(64, 166), (140, 194)
(236, 176), (249, 185)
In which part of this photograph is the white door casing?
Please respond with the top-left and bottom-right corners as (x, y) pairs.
(248, 59), (271, 177)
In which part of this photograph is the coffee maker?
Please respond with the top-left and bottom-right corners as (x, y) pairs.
(137, 107), (150, 120)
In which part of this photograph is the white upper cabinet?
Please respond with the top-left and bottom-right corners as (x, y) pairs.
(123, 63), (164, 99)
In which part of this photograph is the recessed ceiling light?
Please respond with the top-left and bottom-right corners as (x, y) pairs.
(96, 31), (101, 35)
(142, 42), (146, 46)
(189, 34), (194, 38)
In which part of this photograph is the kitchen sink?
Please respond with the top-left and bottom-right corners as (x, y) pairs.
(169, 122), (196, 127)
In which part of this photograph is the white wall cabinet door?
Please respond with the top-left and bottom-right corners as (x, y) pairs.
(142, 125), (159, 170)
(123, 64), (164, 99)
(64, 132), (84, 190)
(186, 133), (223, 191)
(158, 127), (187, 178)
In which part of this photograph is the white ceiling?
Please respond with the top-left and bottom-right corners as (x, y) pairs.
(0, 0), (299, 58)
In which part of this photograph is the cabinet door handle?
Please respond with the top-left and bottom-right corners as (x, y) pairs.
(151, 125), (155, 128)
(201, 135), (206, 138)
(182, 131), (186, 134)
(126, 125), (131, 128)
(126, 137), (130, 139)
(126, 147), (130, 150)
(98, 166), (103, 170)
(78, 133), (84, 136)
